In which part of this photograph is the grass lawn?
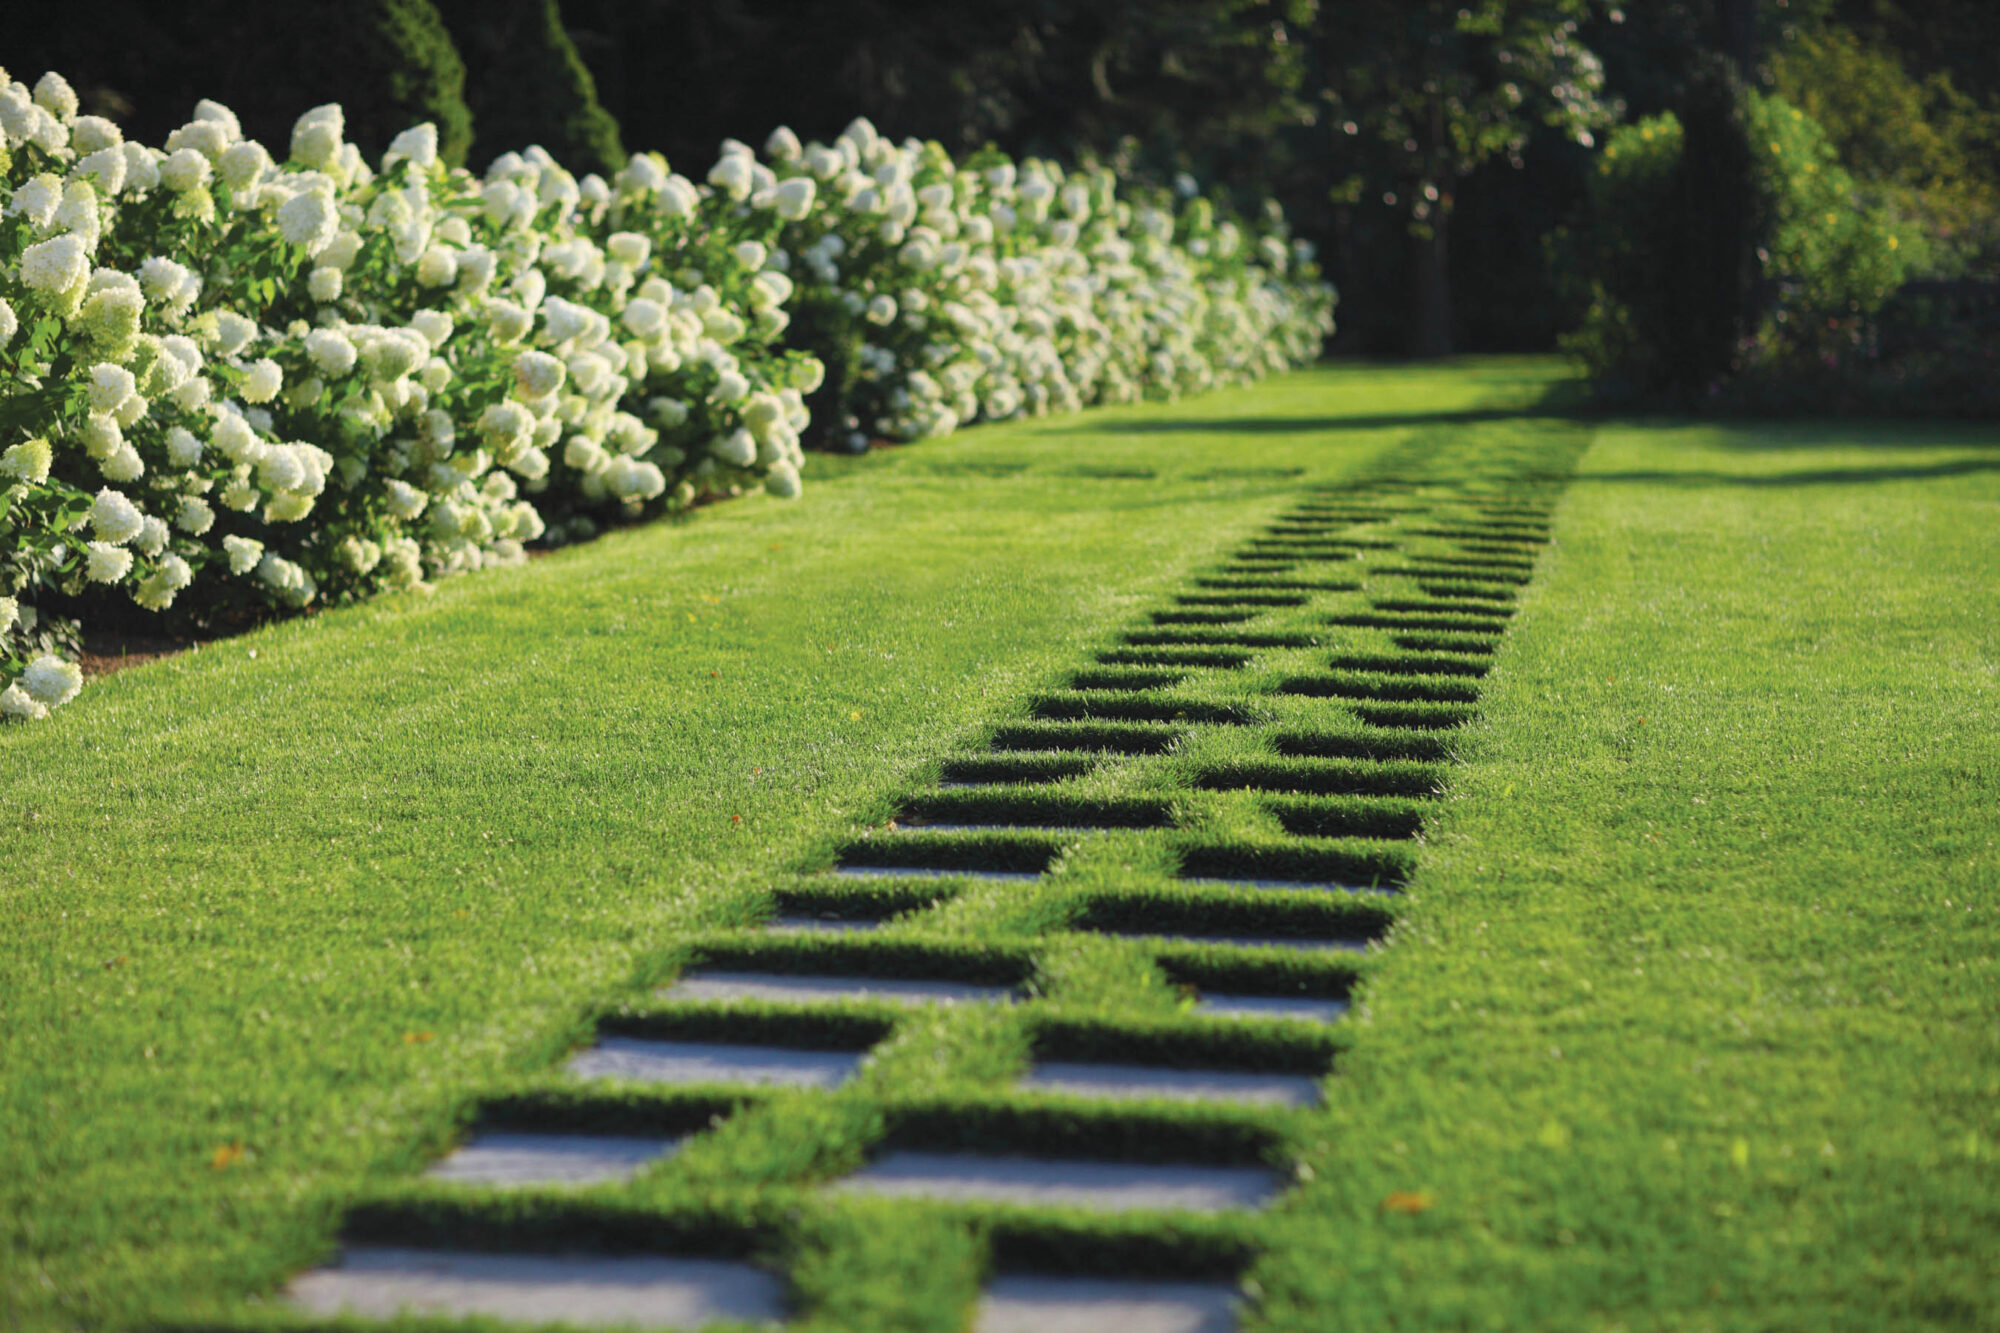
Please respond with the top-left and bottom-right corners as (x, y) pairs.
(2, 360), (1995, 1331)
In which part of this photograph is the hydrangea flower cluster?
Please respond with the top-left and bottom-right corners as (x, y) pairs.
(756, 125), (1333, 447)
(0, 68), (1332, 721)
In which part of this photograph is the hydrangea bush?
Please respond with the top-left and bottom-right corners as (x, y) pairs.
(0, 68), (1333, 721)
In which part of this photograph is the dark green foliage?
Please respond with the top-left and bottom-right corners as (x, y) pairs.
(433, 0), (625, 173)
(1561, 90), (1915, 400)
(4, 0), (474, 166)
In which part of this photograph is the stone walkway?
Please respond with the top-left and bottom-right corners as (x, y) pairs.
(287, 428), (1580, 1329)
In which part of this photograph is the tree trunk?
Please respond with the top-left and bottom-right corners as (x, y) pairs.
(1411, 198), (1453, 358)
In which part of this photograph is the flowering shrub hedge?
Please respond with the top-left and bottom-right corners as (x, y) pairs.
(0, 67), (1333, 721)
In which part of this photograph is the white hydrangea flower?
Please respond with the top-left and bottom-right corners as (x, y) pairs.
(72, 146), (127, 196)
(0, 596), (15, 636)
(764, 461), (802, 499)
(487, 299), (533, 344)
(162, 427), (201, 469)
(122, 142), (161, 193)
(90, 488), (144, 543)
(305, 328), (357, 376)
(240, 358), (283, 403)
(33, 72), (78, 123)
(8, 173), (62, 227)
(509, 446), (550, 481)
(132, 515), (170, 557)
(137, 256), (196, 310)
(749, 270), (793, 310)
(87, 363), (136, 413)
(255, 552), (312, 603)
(334, 536), (383, 574)
(308, 265), (343, 302)
(0, 683), (48, 721)
(290, 104), (344, 169)
(78, 277), (142, 348)
(132, 553), (194, 611)
(319, 229), (362, 270)
(222, 534), (264, 574)
(70, 114), (122, 154)
(209, 309), (257, 356)
(177, 496), (215, 534)
(160, 148), (212, 192)
(277, 188), (339, 255)
(265, 491), (313, 523)
(512, 350), (566, 400)
(713, 429), (757, 467)
(220, 477), (259, 511)
(19, 654), (82, 709)
(218, 140), (272, 192)
(20, 234), (88, 296)
(415, 245), (457, 287)
(603, 454), (666, 501)
(100, 442), (144, 482)
(1, 438), (52, 484)
(707, 154), (753, 201)
(361, 327), (426, 381)
(211, 411), (261, 462)
(606, 232), (650, 267)
(384, 479), (428, 519)
(540, 296), (592, 344)
(409, 310), (453, 349)
(563, 435), (609, 474)
(84, 540), (134, 583)
(386, 123), (438, 168)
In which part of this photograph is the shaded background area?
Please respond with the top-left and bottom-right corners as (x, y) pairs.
(10, 0), (1997, 390)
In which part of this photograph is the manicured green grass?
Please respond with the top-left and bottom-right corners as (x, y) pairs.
(1273, 414), (2000, 1331)
(5, 362), (1996, 1333)
(0, 360), (1551, 1330)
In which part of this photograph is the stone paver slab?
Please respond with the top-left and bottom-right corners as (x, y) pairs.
(1195, 992), (1350, 1023)
(1019, 1060), (1320, 1107)
(832, 1150), (1279, 1213)
(289, 1247), (783, 1327)
(425, 1132), (681, 1187)
(765, 914), (884, 934)
(1097, 929), (1370, 954)
(977, 1275), (1239, 1333)
(567, 1037), (860, 1089)
(835, 865), (1042, 881)
(1179, 876), (1399, 897)
(661, 969), (1012, 1007)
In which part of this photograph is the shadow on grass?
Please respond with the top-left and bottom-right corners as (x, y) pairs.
(1065, 405), (1590, 435)
(1580, 457), (2000, 488)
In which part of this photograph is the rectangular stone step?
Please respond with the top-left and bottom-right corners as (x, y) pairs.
(289, 1247), (784, 1327)
(832, 1150), (1280, 1213)
(764, 914), (884, 933)
(567, 1037), (861, 1089)
(424, 1131), (681, 1188)
(834, 864), (1042, 882)
(1019, 1060), (1320, 1107)
(660, 969), (1013, 1007)
(1093, 929), (1370, 954)
(977, 1275), (1239, 1333)
(1178, 875), (1399, 897)
(1194, 992), (1350, 1023)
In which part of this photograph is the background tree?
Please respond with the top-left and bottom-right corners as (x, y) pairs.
(1306, 0), (1615, 356)
(432, 0), (624, 172)
(2, 0), (473, 167)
